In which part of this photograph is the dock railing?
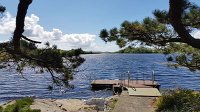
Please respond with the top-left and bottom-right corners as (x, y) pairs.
(152, 70), (155, 84)
(119, 70), (156, 88)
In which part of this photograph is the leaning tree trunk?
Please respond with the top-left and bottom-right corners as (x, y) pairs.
(12, 0), (32, 52)
(169, 0), (200, 49)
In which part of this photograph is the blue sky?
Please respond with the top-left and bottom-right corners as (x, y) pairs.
(0, 0), (200, 51)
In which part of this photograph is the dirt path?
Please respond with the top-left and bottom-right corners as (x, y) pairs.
(112, 91), (157, 112)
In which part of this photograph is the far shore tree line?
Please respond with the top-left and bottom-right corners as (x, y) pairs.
(116, 43), (197, 54)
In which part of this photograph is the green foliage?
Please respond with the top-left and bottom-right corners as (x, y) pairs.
(99, 0), (200, 71)
(107, 98), (118, 110)
(99, 29), (109, 42)
(163, 43), (197, 54)
(153, 10), (169, 24)
(100, 16), (172, 48)
(143, 17), (167, 33)
(116, 38), (126, 48)
(20, 40), (37, 50)
(0, 40), (85, 87)
(166, 56), (173, 61)
(0, 106), (3, 112)
(109, 28), (118, 41)
(154, 0), (200, 29)
(186, 6), (200, 28)
(2, 98), (41, 112)
(156, 89), (200, 112)
(0, 5), (6, 14)
(66, 48), (84, 57)
(164, 43), (200, 71)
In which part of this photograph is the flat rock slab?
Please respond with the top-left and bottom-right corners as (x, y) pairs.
(127, 88), (161, 97)
(30, 99), (95, 112)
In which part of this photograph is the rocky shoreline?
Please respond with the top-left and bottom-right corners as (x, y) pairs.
(0, 95), (119, 112)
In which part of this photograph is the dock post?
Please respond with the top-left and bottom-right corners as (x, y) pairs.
(123, 73), (125, 87)
(131, 73), (133, 84)
(136, 74), (138, 84)
(128, 71), (130, 87)
(152, 70), (155, 84)
(143, 73), (145, 84)
(119, 74), (121, 84)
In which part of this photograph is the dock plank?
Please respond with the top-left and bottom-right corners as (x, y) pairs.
(91, 80), (160, 90)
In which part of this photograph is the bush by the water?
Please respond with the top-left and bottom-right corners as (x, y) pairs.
(0, 106), (3, 112)
(0, 98), (41, 112)
(156, 89), (200, 112)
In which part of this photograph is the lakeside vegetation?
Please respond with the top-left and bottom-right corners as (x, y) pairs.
(116, 46), (162, 53)
(116, 43), (197, 54)
(156, 89), (200, 112)
(0, 98), (40, 112)
(0, 40), (85, 88)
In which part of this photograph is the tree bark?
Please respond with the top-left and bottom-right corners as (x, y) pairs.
(12, 0), (32, 52)
(169, 0), (200, 49)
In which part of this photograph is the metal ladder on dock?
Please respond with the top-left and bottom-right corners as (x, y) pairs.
(119, 71), (161, 96)
(119, 71), (156, 88)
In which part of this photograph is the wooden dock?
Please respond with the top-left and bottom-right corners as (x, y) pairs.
(91, 79), (161, 97)
(91, 80), (160, 90)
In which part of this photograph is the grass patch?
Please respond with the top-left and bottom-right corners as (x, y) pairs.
(2, 98), (41, 112)
(0, 106), (3, 112)
(106, 98), (118, 112)
(156, 89), (200, 112)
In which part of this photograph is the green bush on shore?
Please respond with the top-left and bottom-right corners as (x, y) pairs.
(1, 98), (41, 112)
(156, 89), (200, 112)
(0, 106), (3, 112)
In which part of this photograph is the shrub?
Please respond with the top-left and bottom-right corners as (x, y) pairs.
(0, 106), (3, 112)
(3, 98), (41, 112)
(156, 89), (200, 112)
(107, 98), (118, 109)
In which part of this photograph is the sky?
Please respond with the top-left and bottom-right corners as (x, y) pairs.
(0, 0), (200, 52)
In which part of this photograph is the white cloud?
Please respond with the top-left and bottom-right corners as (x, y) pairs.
(0, 12), (98, 50)
(0, 12), (15, 34)
(0, 39), (9, 43)
(61, 34), (95, 48)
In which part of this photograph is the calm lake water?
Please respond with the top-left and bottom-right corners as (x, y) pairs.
(0, 54), (200, 103)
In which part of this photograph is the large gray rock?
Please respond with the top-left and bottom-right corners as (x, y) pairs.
(85, 98), (106, 111)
